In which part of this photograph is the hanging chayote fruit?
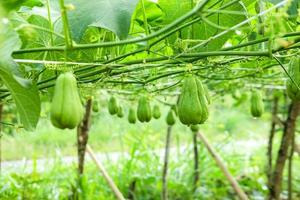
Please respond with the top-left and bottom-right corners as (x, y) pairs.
(177, 75), (209, 125)
(50, 72), (84, 129)
(137, 96), (152, 123)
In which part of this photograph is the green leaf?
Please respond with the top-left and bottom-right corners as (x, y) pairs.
(0, 20), (21, 67)
(159, 0), (191, 25)
(17, 14), (63, 49)
(159, 0), (249, 51)
(158, 0), (192, 45)
(0, 0), (43, 13)
(0, 68), (41, 130)
(194, 0), (249, 51)
(287, 0), (299, 19)
(0, 18), (41, 130)
(57, 0), (139, 42)
(133, 0), (164, 28)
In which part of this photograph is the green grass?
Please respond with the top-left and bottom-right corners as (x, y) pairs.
(1, 139), (299, 200)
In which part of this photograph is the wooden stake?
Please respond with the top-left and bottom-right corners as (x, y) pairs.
(267, 95), (278, 190)
(193, 131), (199, 191)
(162, 126), (172, 200)
(86, 144), (126, 200)
(269, 101), (300, 200)
(0, 104), (3, 175)
(77, 98), (93, 175)
(288, 130), (295, 200)
(197, 132), (249, 200)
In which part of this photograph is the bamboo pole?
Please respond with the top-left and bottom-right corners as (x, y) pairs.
(162, 126), (172, 200)
(197, 132), (249, 200)
(0, 104), (3, 175)
(86, 144), (126, 200)
(193, 131), (199, 191)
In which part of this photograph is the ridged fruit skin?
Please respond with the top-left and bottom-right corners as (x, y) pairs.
(128, 108), (136, 124)
(117, 106), (124, 118)
(137, 96), (152, 122)
(203, 85), (211, 104)
(50, 72), (84, 129)
(177, 75), (209, 125)
(108, 96), (118, 115)
(152, 105), (161, 119)
(166, 109), (175, 126)
(286, 57), (300, 101)
(250, 90), (264, 118)
(190, 125), (199, 132)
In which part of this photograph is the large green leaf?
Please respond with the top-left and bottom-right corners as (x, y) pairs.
(133, 0), (164, 28)
(0, 69), (41, 130)
(0, 0), (43, 13)
(17, 14), (63, 49)
(158, 0), (191, 43)
(159, 0), (191, 25)
(0, 21), (21, 67)
(0, 18), (41, 130)
(287, 0), (299, 19)
(193, 0), (249, 51)
(158, 0), (250, 51)
(54, 0), (139, 42)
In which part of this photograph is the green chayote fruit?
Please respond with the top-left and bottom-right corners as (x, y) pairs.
(50, 72), (84, 129)
(128, 108), (136, 124)
(117, 106), (124, 118)
(92, 101), (99, 113)
(178, 75), (209, 125)
(286, 57), (300, 101)
(250, 90), (264, 118)
(137, 96), (152, 122)
(166, 109), (175, 126)
(153, 105), (161, 119)
(108, 96), (118, 115)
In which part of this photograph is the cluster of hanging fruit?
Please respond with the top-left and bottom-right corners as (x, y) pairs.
(104, 74), (212, 127)
(49, 65), (300, 130)
(107, 95), (176, 126)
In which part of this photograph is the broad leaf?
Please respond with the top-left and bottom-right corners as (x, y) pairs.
(0, 20), (21, 66)
(158, 0), (250, 51)
(158, 0), (191, 43)
(0, 68), (41, 131)
(133, 0), (164, 28)
(193, 0), (249, 51)
(0, 0), (43, 13)
(0, 19), (41, 130)
(159, 0), (191, 25)
(50, 0), (139, 42)
(287, 0), (299, 19)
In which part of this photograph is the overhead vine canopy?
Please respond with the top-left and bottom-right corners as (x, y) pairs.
(0, 0), (299, 130)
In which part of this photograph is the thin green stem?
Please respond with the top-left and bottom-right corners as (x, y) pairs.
(59, 0), (73, 48)
(46, 0), (54, 45)
(141, 0), (150, 36)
